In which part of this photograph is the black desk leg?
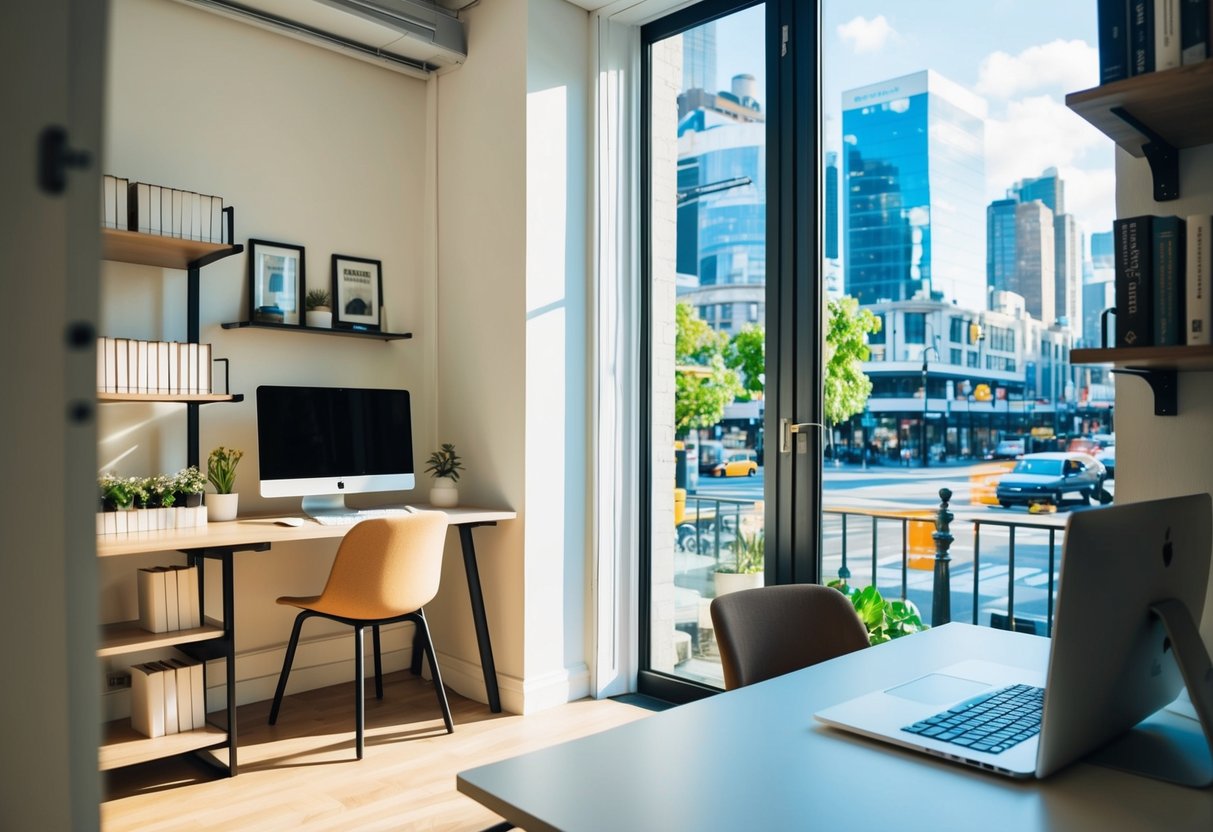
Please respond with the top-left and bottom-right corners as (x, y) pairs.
(411, 523), (502, 713)
(221, 549), (238, 776)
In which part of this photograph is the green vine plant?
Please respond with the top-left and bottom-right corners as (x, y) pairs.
(828, 579), (927, 645)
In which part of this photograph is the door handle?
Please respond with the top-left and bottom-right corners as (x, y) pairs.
(780, 419), (823, 453)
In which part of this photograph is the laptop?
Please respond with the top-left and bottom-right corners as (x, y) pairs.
(814, 493), (1213, 782)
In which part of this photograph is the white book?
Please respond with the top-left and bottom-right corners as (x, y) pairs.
(156, 341), (170, 393)
(149, 186), (162, 235)
(1156, 0), (1182, 70)
(146, 339), (158, 394)
(176, 565), (200, 628)
(171, 189), (184, 238)
(167, 342), (180, 395)
(116, 178), (128, 231)
(191, 192), (202, 242)
(168, 659), (194, 732)
(186, 343), (199, 394)
(1187, 214), (1212, 345)
(161, 187), (173, 236)
(199, 344), (212, 395)
(163, 566), (179, 631)
(114, 338), (129, 393)
(190, 661), (205, 727)
(199, 195), (212, 243)
(211, 197), (224, 243)
(137, 567), (169, 633)
(103, 337), (116, 392)
(96, 336), (108, 392)
(157, 660), (179, 735)
(130, 663), (166, 739)
(102, 175), (117, 228)
(136, 340), (149, 393)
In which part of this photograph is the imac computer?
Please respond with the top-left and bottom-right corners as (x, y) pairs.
(256, 385), (414, 518)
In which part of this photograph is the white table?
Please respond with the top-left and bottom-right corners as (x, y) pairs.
(457, 623), (1213, 831)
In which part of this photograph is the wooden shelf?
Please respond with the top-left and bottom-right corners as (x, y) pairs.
(99, 719), (227, 771)
(1066, 60), (1213, 157)
(97, 620), (225, 658)
(1071, 345), (1213, 370)
(103, 228), (243, 270)
(220, 320), (413, 341)
(97, 391), (243, 404)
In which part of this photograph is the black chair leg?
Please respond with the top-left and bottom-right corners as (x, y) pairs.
(354, 624), (365, 759)
(373, 624), (383, 700)
(415, 610), (454, 733)
(269, 611), (312, 726)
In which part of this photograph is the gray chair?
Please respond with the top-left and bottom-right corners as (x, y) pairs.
(709, 584), (870, 690)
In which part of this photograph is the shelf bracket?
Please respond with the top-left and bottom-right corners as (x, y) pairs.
(1111, 106), (1178, 201)
(1112, 367), (1178, 416)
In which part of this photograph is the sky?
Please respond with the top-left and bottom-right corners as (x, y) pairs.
(710, 1), (1115, 241)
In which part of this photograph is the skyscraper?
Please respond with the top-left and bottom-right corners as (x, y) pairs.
(681, 21), (716, 93)
(1054, 213), (1082, 339)
(1014, 167), (1065, 214)
(842, 70), (987, 310)
(1014, 200), (1055, 323)
(988, 198), (1018, 292)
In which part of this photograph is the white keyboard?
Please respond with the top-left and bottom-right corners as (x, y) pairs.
(312, 508), (414, 526)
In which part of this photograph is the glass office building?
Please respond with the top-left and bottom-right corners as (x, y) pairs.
(842, 70), (987, 311)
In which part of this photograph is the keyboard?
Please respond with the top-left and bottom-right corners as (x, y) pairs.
(312, 508), (414, 526)
(902, 683), (1043, 755)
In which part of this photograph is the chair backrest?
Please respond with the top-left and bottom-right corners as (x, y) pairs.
(709, 584), (869, 690)
(314, 511), (450, 620)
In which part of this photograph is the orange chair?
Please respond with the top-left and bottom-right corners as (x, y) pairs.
(268, 511), (453, 758)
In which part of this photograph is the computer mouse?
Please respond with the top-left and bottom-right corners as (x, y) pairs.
(275, 517), (305, 527)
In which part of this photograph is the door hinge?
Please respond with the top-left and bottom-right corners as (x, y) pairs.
(781, 25), (789, 57)
(38, 125), (92, 195)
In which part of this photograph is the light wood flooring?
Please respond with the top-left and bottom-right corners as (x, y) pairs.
(101, 672), (652, 831)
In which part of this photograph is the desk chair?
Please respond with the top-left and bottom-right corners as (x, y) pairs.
(268, 511), (454, 759)
(709, 584), (869, 690)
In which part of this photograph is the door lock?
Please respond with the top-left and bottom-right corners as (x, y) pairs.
(780, 419), (823, 453)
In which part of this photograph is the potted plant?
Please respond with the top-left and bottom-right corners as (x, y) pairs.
(827, 579), (928, 645)
(305, 288), (332, 329)
(425, 442), (463, 507)
(714, 527), (764, 596)
(99, 473), (143, 511)
(173, 465), (207, 507)
(207, 446), (243, 521)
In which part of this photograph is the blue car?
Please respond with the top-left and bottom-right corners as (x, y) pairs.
(995, 452), (1107, 508)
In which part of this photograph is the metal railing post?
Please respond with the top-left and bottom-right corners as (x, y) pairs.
(931, 487), (954, 626)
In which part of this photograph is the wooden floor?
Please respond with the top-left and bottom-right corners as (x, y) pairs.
(101, 672), (652, 831)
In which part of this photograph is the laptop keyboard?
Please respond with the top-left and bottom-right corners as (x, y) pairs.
(902, 683), (1043, 755)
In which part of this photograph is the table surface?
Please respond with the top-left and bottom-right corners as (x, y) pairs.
(97, 504), (516, 556)
(457, 623), (1213, 832)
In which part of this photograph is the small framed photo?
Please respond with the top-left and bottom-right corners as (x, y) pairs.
(332, 254), (383, 331)
(248, 239), (304, 326)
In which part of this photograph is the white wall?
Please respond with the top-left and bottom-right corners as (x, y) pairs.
(1113, 142), (1213, 649)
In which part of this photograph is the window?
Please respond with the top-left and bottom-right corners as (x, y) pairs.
(949, 316), (965, 342)
(904, 312), (925, 344)
(868, 313), (886, 344)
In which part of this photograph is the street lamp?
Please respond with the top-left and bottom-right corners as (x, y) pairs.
(920, 332), (941, 467)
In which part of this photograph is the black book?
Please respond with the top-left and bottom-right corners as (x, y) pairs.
(1181, 0), (1210, 63)
(1131, 0), (1156, 74)
(1100, 0), (1132, 83)
(1153, 216), (1186, 346)
(1115, 215), (1154, 347)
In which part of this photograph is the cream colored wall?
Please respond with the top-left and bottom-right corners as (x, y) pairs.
(1112, 142), (1213, 649)
(100, 0), (436, 713)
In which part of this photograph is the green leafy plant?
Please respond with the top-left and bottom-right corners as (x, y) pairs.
(99, 473), (146, 510)
(207, 446), (243, 494)
(174, 466), (207, 497)
(145, 474), (177, 509)
(425, 443), (463, 482)
(717, 528), (764, 574)
(828, 579), (927, 645)
(305, 288), (331, 311)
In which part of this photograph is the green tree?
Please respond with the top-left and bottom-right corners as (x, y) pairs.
(824, 296), (880, 447)
(727, 324), (765, 400)
(675, 303), (743, 434)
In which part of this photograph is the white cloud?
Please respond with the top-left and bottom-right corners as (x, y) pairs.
(976, 39), (1098, 100)
(837, 15), (896, 55)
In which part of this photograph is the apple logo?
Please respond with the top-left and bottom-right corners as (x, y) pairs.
(1162, 527), (1173, 567)
(338, 480), (345, 490)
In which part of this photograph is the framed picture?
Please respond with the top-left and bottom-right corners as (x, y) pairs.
(248, 239), (304, 326)
(332, 254), (383, 331)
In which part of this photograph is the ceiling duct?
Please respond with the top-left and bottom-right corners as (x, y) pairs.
(172, 0), (467, 77)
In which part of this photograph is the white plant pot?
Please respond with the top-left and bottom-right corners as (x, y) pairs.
(305, 309), (332, 328)
(429, 477), (459, 508)
(207, 492), (239, 522)
(714, 571), (764, 597)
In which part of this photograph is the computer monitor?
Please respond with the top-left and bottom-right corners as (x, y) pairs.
(256, 385), (415, 517)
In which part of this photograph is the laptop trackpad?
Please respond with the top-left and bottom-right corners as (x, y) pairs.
(886, 673), (992, 705)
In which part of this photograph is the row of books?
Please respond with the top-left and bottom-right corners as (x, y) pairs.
(1098, 1), (1212, 83)
(138, 564), (202, 634)
(97, 337), (213, 396)
(97, 505), (208, 535)
(101, 174), (227, 243)
(1113, 214), (1211, 347)
(130, 658), (205, 739)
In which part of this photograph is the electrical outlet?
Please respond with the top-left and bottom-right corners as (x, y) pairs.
(105, 671), (131, 691)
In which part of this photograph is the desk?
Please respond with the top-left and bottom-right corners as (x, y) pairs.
(99, 505), (515, 775)
(457, 624), (1213, 832)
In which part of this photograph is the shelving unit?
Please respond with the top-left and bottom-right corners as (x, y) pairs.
(220, 319), (413, 341)
(98, 215), (246, 776)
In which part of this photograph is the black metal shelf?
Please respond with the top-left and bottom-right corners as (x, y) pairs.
(220, 320), (413, 341)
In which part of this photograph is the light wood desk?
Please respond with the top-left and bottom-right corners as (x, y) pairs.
(99, 505), (515, 775)
(458, 624), (1213, 832)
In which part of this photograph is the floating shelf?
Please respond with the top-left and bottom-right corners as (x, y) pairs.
(97, 391), (243, 404)
(1071, 346), (1213, 416)
(99, 720), (228, 771)
(97, 620), (225, 658)
(102, 228), (243, 270)
(220, 320), (413, 341)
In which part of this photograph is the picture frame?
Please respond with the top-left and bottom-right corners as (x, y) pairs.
(248, 239), (304, 326)
(331, 254), (383, 331)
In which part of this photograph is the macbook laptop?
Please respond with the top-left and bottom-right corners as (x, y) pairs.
(814, 493), (1213, 783)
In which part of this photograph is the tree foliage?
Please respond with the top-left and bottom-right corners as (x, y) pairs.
(675, 303), (744, 433)
(824, 296), (880, 427)
(726, 324), (765, 400)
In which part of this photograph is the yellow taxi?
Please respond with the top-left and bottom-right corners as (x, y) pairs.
(711, 450), (758, 477)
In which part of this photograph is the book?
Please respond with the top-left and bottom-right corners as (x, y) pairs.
(1182, 0), (1209, 63)
(199, 195), (212, 243)
(186, 343), (199, 394)
(97, 336), (108, 392)
(128, 182), (151, 233)
(137, 566), (170, 633)
(1157, 0), (1182, 69)
(168, 658), (194, 732)
(102, 337), (116, 392)
(199, 343), (212, 395)
(191, 192), (202, 242)
(1131, 0), (1156, 74)
(1114, 215), (1154, 347)
(190, 661), (205, 727)
(163, 565), (180, 631)
(1100, 0), (1133, 83)
(167, 342), (180, 394)
(130, 663), (165, 738)
(211, 197), (224, 243)
(116, 177), (128, 232)
(175, 564), (200, 629)
(136, 340), (150, 393)
(114, 338), (129, 393)
(156, 341), (170, 394)
(157, 660), (179, 734)
(1186, 214), (1212, 345)
(172, 188), (184, 238)
(102, 175), (117, 228)
(1153, 216), (1186, 346)
(149, 186), (162, 235)
(160, 186), (173, 236)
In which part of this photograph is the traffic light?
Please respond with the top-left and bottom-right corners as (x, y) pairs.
(969, 323), (984, 344)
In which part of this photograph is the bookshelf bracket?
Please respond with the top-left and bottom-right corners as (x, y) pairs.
(1112, 367), (1177, 416)
(1110, 106), (1178, 201)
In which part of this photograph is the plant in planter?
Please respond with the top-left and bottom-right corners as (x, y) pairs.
(827, 579), (927, 645)
(714, 528), (764, 596)
(145, 474), (177, 509)
(207, 446), (243, 521)
(99, 473), (145, 511)
(173, 466), (207, 507)
(305, 288), (333, 328)
(425, 443), (463, 507)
